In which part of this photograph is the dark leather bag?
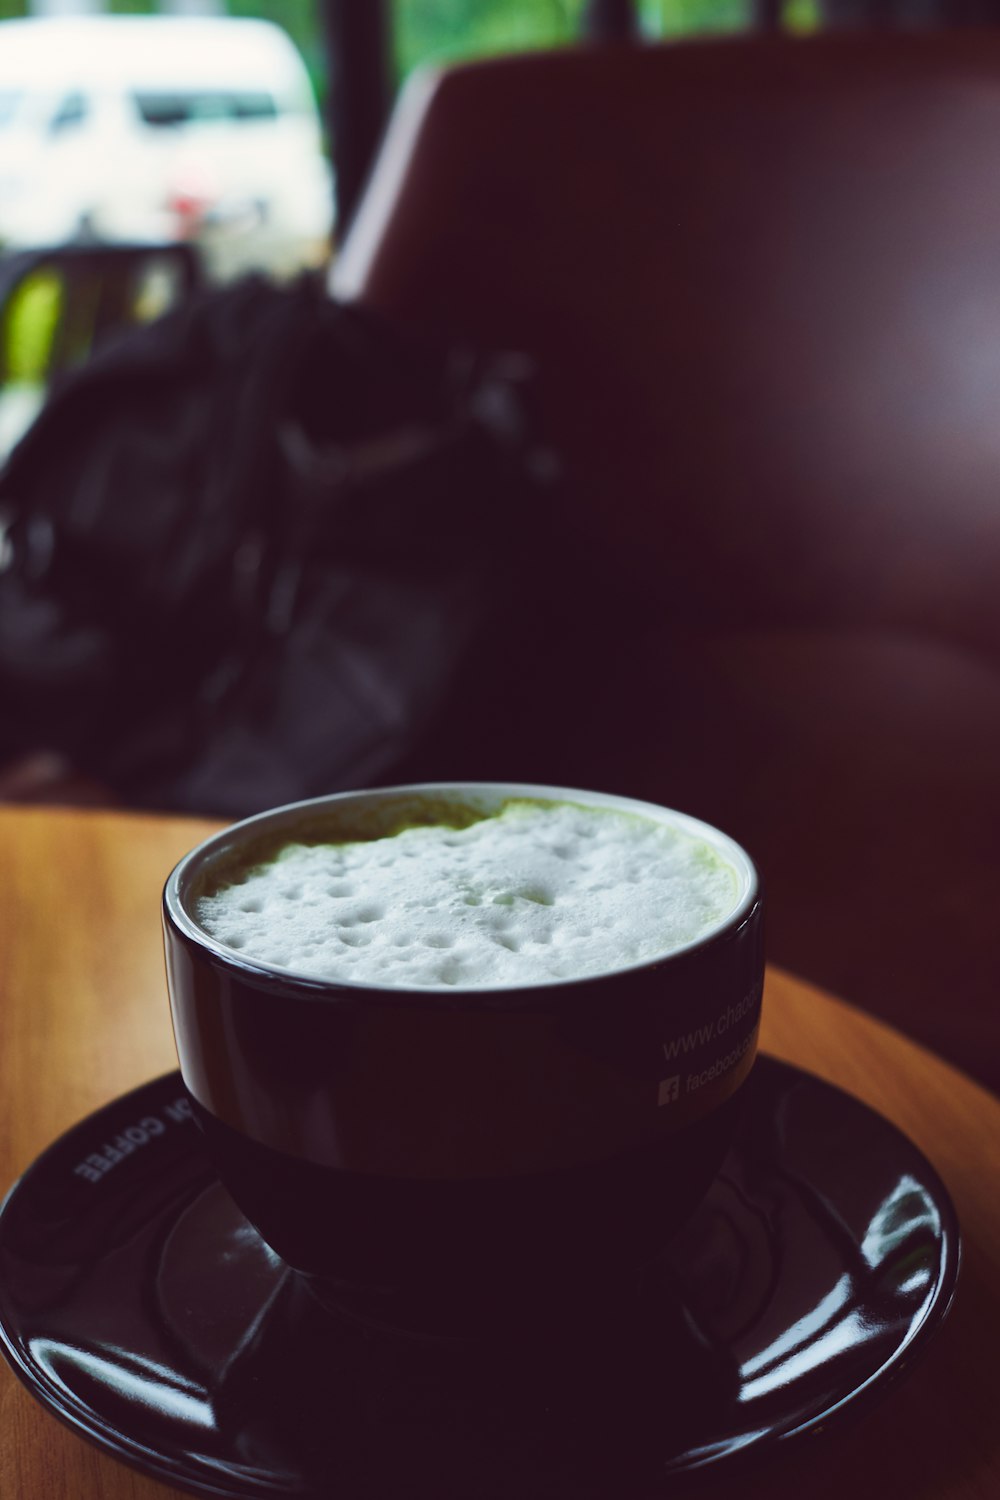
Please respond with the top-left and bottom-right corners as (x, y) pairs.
(0, 274), (544, 815)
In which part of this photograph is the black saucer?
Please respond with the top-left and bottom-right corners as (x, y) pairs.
(0, 1056), (960, 1499)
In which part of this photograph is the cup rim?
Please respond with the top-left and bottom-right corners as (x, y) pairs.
(163, 781), (761, 1003)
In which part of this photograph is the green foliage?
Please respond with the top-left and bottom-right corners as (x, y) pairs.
(638, 0), (754, 34)
(391, 0), (588, 79)
(783, 0), (821, 32)
(392, 0), (764, 77)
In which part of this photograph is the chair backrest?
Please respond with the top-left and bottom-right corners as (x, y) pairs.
(334, 33), (1000, 660)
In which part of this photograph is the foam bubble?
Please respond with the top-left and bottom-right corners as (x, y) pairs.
(195, 801), (742, 989)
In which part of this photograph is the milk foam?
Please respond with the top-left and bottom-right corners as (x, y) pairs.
(195, 801), (742, 989)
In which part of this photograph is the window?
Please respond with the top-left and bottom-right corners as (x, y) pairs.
(49, 92), (89, 135)
(132, 90), (280, 129)
(0, 90), (24, 130)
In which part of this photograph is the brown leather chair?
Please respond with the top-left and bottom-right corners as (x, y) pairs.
(334, 33), (1000, 1093)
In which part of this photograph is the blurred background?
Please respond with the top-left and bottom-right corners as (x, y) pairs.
(0, 1), (723, 456)
(4, 0), (1000, 1098)
(0, 0), (755, 301)
(5, 0), (974, 288)
(0, 0), (985, 457)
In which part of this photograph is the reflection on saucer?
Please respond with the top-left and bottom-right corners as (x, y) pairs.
(0, 1058), (960, 1498)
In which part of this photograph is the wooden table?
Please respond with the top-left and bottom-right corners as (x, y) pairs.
(1, 804), (998, 1500)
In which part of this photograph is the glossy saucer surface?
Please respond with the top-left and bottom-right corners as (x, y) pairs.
(0, 1056), (959, 1498)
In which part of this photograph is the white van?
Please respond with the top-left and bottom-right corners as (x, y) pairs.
(0, 14), (335, 282)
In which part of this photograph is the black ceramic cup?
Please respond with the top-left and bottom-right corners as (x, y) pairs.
(163, 783), (763, 1332)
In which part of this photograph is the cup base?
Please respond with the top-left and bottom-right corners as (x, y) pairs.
(188, 1086), (748, 1337)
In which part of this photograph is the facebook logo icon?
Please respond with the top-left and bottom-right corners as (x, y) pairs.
(658, 1075), (680, 1106)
